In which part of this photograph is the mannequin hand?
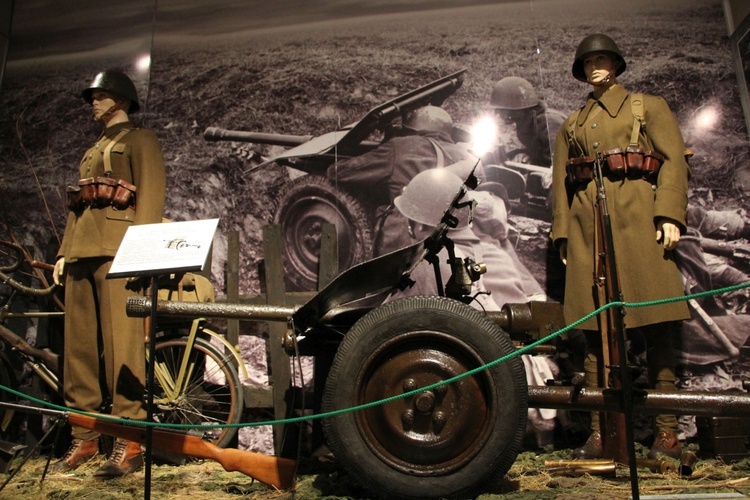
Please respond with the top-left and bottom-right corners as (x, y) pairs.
(558, 240), (568, 265)
(53, 258), (66, 286)
(656, 218), (681, 250)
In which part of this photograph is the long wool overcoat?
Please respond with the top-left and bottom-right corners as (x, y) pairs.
(550, 84), (691, 331)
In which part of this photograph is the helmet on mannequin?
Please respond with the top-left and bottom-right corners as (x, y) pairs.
(571, 34), (626, 82)
(81, 69), (140, 113)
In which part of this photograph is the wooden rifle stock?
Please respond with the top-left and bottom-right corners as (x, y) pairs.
(592, 154), (634, 468)
(67, 412), (296, 490)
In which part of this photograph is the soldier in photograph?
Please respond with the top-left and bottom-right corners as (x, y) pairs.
(326, 105), (478, 255)
(50, 69), (166, 477)
(482, 76), (567, 168)
(550, 34), (691, 460)
(388, 166), (528, 308)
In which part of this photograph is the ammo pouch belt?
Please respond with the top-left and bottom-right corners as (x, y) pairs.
(566, 147), (664, 186)
(66, 176), (137, 211)
(66, 128), (136, 212)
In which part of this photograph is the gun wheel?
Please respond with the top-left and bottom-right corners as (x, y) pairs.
(322, 296), (527, 499)
(274, 175), (373, 291)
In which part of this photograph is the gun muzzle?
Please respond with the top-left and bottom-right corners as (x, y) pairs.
(678, 451), (698, 477)
(636, 458), (676, 474)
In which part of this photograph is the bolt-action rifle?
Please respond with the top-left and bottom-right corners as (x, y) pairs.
(0, 402), (295, 491)
(591, 153), (640, 497)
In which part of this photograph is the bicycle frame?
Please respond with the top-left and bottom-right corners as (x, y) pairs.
(1, 237), (247, 447)
(150, 318), (248, 405)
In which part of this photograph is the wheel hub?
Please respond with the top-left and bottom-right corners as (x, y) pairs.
(356, 332), (494, 475)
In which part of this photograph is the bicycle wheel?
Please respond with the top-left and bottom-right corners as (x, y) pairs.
(150, 333), (244, 448)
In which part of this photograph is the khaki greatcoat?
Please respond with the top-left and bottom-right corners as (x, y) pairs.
(550, 84), (690, 331)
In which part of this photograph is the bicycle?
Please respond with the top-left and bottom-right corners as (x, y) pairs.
(0, 237), (245, 449)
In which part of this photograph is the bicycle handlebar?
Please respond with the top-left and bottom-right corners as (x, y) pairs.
(0, 240), (24, 273)
(0, 270), (58, 297)
(0, 240), (58, 297)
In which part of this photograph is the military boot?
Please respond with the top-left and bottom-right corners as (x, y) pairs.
(48, 438), (99, 473)
(648, 429), (682, 460)
(573, 430), (603, 459)
(93, 438), (143, 478)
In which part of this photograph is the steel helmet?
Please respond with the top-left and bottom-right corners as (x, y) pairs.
(489, 77), (540, 110)
(572, 34), (627, 82)
(403, 105), (453, 136)
(82, 69), (140, 113)
(482, 164), (526, 200)
(394, 168), (466, 227)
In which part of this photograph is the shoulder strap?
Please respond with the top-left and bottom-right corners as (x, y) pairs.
(102, 128), (133, 175)
(426, 138), (446, 168)
(566, 108), (584, 157)
(630, 93), (645, 148)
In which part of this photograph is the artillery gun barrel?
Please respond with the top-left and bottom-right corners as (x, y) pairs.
(127, 297), (556, 337)
(126, 296), (297, 321)
(203, 127), (314, 146)
(528, 385), (750, 417)
(203, 126), (383, 151)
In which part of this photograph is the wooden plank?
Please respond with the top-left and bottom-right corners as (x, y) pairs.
(226, 231), (240, 349)
(318, 223), (338, 289)
(262, 225), (292, 456)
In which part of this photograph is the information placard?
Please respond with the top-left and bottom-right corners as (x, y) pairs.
(107, 218), (219, 278)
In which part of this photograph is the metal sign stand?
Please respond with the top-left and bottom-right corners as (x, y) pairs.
(108, 219), (218, 499)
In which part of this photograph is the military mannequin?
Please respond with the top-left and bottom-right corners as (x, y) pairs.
(550, 34), (690, 460)
(51, 69), (166, 477)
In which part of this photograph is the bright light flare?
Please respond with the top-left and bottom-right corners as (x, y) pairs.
(693, 105), (719, 132)
(470, 115), (498, 157)
(135, 54), (151, 74)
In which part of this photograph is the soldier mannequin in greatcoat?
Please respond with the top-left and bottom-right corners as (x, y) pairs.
(51, 69), (166, 477)
(550, 34), (690, 460)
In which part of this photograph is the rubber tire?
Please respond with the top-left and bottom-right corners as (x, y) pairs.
(273, 175), (373, 291)
(322, 296), (528, 499)
(150, 334), (244, 448)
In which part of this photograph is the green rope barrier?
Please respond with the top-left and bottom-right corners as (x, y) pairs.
(3, 280), (750, 431)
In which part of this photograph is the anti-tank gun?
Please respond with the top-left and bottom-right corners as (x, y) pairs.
(127, 165), (750, 499)
(129, 166), (550, 499)
(204, 70), (468, 291)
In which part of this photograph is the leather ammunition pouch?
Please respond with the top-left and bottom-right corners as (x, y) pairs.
(564, 93), (667, 188)
(68, 127), (137, 212)
(565, 156), (595, 185)
(566, 148), (664, 187)
(66, 176), (136, 211)
(602, 147), (664, 181)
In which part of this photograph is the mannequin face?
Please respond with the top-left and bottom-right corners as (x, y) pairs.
(583, 52), (618, 86)
(91, 90), (118, 120)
